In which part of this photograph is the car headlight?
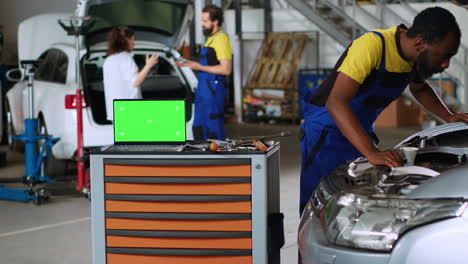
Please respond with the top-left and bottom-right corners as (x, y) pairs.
(299, 200), (314, 233)
(299, 183), (333, 233)
(311, 183), (332, 215)
(321, 193), (467, 252)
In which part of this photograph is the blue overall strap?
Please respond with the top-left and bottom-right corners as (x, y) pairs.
(193, 33), (227, 140)
(349, 29), (410, 132)
(371, 31), (387, 72)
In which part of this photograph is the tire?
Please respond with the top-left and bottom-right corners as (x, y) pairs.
(0, 99), (5, 145)
(37, 115), (68, 177)
(0, 116), (5, 145)
(33, 188), (50, 206)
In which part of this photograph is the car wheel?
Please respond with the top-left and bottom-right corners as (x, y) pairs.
(4, 100), (22, 151)
(0, 107), (5, 145)
(37, 115), (68, 177)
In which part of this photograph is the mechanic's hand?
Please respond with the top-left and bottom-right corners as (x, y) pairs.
(446, 113), (468, 123)
(366, 149), (403, 168)
(176, 60), (202, 71)
(146, 53), (159, 67)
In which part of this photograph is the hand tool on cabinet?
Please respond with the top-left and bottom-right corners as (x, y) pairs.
(208, 131), (291, 152)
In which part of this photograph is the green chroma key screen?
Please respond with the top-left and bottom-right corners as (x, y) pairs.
(113, 100), (186, 143)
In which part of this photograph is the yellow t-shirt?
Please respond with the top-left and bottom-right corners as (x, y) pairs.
(204, 30), (232, 64)
(308, 25), (421, 106)
(337, 25), (413, 84)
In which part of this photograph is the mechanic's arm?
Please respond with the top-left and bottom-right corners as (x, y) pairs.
(176, 59), (232, 76)
(326, 73), (403, 167)
(410, 81), (468, 123)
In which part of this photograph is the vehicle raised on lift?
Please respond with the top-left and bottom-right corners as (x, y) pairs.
(5, 0), (196, 173)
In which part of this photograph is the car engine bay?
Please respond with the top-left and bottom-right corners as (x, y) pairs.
(325, 127), (468, 197)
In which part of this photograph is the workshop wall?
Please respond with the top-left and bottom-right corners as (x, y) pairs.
(347, 2), (468, 101)
(225, 3), (468, 72)
(225, 9), (342, 71)
(353, 3), (468, 49)
(0, 0), (76, 64)
(2, 1), (467, 68)
(224, 9), (332, 97)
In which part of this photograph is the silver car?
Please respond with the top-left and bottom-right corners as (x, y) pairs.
(298, 122), (468, 264)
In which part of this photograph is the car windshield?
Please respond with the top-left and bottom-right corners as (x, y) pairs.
(82, 52), (189, 125)
(88, 1), (186, 36)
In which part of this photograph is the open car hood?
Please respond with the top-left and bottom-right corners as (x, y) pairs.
(450, 0), (468, 8)
(396, 122), (468, 148)
(18, 13), (76, 62)
(77, 0), (192, 49)
(324, 122), (468, 199)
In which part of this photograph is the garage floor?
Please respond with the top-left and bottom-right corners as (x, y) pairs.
(0, 123), (420, 264)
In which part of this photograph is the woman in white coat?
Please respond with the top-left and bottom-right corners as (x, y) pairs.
(103, 26), (159, 121)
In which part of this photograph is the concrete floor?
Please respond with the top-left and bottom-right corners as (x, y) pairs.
(0, 123), (420, 264)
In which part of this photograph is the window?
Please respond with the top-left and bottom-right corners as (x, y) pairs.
(35, 49), (68, 84)
(133, 54), (177, 76)
(88, 1), (186, 36)
(83, 52), (190, 125)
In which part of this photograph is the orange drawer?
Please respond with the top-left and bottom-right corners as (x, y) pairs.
(106, 236), (252, 249)
(105, 183), (251, 195)
(105, 165), (251, 177)
(106, 254), (252, 264)
(106, 218), (252, 231)
(105, 201), (252, 213)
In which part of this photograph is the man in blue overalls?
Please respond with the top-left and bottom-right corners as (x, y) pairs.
(300, 7), (468, 214)
(177, 4), (232, 140)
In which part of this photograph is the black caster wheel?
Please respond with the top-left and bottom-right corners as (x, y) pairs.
(33, 195), (43, 206)
(33, 188), (50, 206)
(82, 188), (91, 201)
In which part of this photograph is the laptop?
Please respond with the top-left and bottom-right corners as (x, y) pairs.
(111, 99), (186, 151)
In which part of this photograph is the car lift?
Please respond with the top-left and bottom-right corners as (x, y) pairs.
(0, 61), (60, 205)
(58, 16), (95, 199)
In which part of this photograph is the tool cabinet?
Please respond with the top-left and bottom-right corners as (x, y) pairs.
(90, 144), (283, 264)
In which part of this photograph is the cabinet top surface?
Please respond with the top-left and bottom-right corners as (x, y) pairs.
(90, 142), (280, 156)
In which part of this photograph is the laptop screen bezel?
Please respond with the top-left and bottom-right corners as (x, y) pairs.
(113, 99), (187, 145)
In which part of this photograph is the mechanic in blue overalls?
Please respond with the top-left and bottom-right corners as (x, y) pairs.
(300, 7), (468, 214)
(177, 4), (232, 140)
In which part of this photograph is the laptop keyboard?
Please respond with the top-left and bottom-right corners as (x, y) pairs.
(111, 144), (185, 152)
